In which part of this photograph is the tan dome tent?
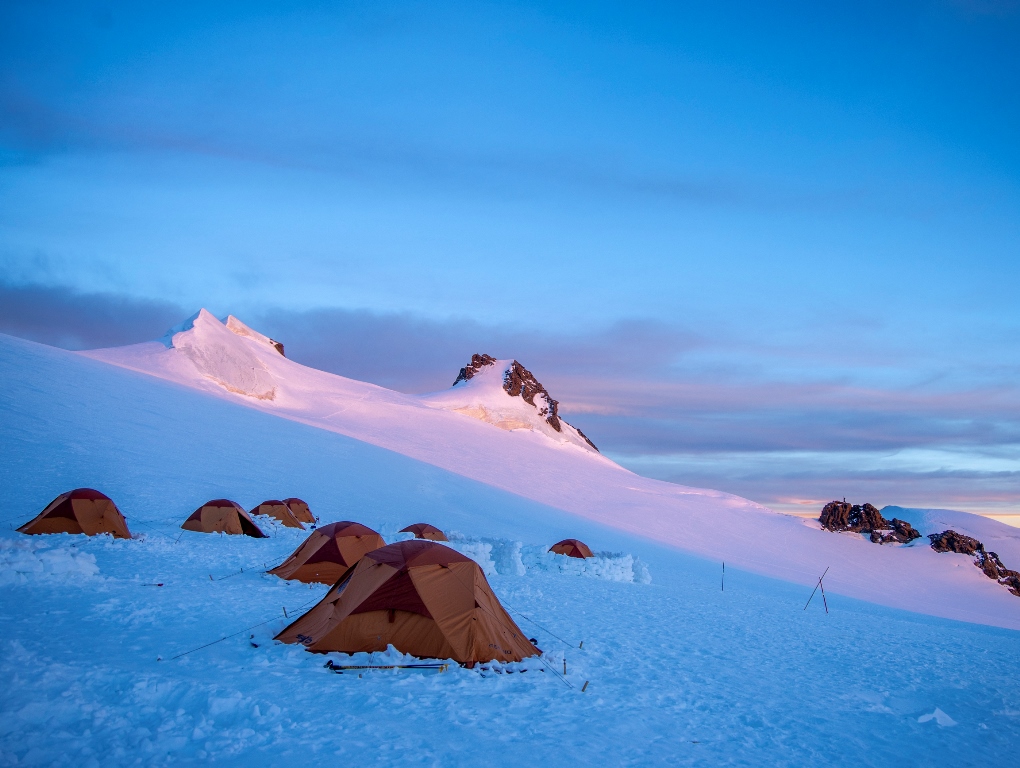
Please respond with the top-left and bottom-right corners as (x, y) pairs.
(181, 499), (266, 537)
(18, 488), (130, 539)
(284, 498), (316, 525)
(549, 539), (594, 559)
(276, 540), (539, 664)
(269, 521), (385, 584)
(250, 500), (305, 529)
(400, 523), (448, 541)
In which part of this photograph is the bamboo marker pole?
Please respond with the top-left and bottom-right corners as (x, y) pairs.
(804, 567), (830, 611)
(722, 561), (725, 592)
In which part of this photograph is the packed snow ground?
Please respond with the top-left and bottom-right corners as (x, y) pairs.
(81, 311), (1020, 629)
(2, 332), (1020, 765)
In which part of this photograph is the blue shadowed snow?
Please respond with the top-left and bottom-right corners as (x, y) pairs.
(1, 333), (1019, 766)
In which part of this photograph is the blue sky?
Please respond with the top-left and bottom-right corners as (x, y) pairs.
(2, 0), (1019, 517)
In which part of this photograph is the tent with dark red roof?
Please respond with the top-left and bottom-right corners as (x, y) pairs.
(549, 538), (594, 559)
(181, 499), (266, 537)
(269, 521), (385, 584)
(18, 488), (130, 539)
(276, 540), (538, 664)
(400, 523), (448, 541)
(284, 498), (316, 525)
(250, 500), (305, 529)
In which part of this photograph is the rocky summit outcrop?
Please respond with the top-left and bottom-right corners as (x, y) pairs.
(818, 501), (920, 544)
(451, 353), (599, 452)
(453, 354), (498, 385)
(503, 360), (562, 431)
(928, 530), (1020, 597)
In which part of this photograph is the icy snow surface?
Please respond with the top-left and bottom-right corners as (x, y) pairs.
(2, 330), (1020, 764)
(82, 311), (1020, 629)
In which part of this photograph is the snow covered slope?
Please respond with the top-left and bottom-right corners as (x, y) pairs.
(3, 331), (1020, 765)
(78, 311), (1020, 629)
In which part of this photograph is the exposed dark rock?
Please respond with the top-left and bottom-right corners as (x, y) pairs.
(870, 518), (922, 545)
(503, 360), (561, 432)
(928, 529), (1020, 597)
(928, 529), (982, 555)
(271, 340), (285, 357)
(819, 501), (889, 533)
(453, 353), (497, 385)
(574, 427), (599, 453)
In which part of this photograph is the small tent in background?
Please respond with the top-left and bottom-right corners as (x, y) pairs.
(269, 521), (385, 584)
(18, 488), (131, 539)
(276, 540), (538, 664)
(549, 539), (593, 559)
(250, 500), (305, 529)
(181, 499), (266, 537)
(400, 523), (448, 541)
(284, 498), (316, 525)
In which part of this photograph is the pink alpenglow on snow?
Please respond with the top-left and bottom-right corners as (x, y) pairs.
(82, 311), (1020, 630)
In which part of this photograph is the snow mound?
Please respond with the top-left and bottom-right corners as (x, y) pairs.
(0, 538), (100, 585)
(422, 354), (598, 453)
(522, 545), (652, 583)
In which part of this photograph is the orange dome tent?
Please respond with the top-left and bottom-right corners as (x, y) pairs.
(182, 499), (266, 537)
(18, 488), (130, 539)
(269, 521), (385, 584)
(276, 540), (539, 664)
(284, 498), (316, 525)
(549, 539), (593, 559)
(250, 500), (305, 529)
(400, 523), (448, 541)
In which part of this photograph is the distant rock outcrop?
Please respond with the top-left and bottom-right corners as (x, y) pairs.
(928, 529), (1020, 597)
(819, 500), (920, 544)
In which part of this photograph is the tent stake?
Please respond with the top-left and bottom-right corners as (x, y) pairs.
(563, 659), (567, 675)
(581, 680), (589, 693)
(283, 606), (288, 618)
(722, 561), (725, 592)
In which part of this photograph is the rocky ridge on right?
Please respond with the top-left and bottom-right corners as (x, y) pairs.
(929, 529), (1020, 597)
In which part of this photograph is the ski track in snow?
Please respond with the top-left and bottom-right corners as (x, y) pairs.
(1, 331), (1020, 764)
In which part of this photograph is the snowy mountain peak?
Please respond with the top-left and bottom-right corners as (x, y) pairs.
(153, 309), (280, 400)
(160, 310), (285, 357)
(436, 353), (598, 453)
